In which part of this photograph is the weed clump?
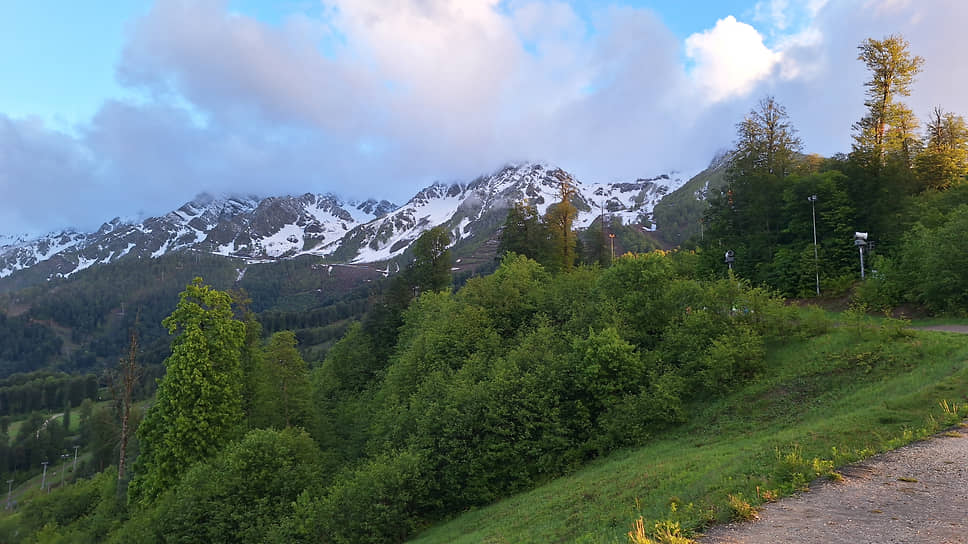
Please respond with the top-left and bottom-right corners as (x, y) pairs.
(627, 518), (695, 544)
(726, 494), (758, 522)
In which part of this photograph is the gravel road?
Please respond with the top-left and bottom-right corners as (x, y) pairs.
(700, 427), (968, 544)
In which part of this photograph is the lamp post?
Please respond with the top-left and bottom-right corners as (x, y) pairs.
(608, 233), (615, 262)
(72, 445), (79, 472)
(60, 453), (70, 488)
(854, 232), (868, 279)
(808, 195), (820, 295)
(40, 461), (49, 491)
(6, 479), (13, 510)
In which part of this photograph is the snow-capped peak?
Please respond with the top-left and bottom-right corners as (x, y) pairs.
(0, 163), (683, 281)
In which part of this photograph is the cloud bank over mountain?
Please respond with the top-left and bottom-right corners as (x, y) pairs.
(2, 0), (966, 235)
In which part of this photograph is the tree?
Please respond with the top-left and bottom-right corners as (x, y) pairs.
(410, 226), (452, 294)
(155, 428), (328, 544)
(851, 35), (924, 173)
(917, 107), (968, 190)
(251, 331), (311, 430)
(111, 321), (144, 485)
(703, 96), (802, 283)
(128, 278), (245, 504)
(230, 289), (264, 427)
(733, 96), (802, 178)
(499, 201), (548, 262)
(545, 171), (579, 272)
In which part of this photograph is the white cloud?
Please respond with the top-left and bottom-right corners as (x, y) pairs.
(4, 0), (968, 236)
(754, 0), (790, 31)
(685, 16), (781, 103)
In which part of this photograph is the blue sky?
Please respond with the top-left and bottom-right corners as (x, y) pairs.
(2, 0), (967, 235)
(0, 0), (774, 125)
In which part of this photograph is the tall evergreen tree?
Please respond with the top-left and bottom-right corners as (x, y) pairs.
(128, 278), (245, 504)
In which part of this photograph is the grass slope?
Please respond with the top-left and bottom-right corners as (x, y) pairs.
(411, 325), (968, 543)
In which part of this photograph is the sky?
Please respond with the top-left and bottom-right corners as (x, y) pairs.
(2, 0), (967, 236)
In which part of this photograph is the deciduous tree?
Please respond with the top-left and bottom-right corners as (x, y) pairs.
(128, 278), (245, 504)
(851, 35), (924, 173)
(917, 107), (968, 189)
(251, 331), (311, 429)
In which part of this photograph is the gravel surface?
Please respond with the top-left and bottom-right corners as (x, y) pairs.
(701, 427), (968, 544)
(913, 325), (968, 334)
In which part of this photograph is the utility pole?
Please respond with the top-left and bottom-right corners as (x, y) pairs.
(6, 479), (13, 510)
(40, 461), (49, 491)
(601, 199), (606, 263)
(73, 445), (79, 472)
(808, 195), (820, 295)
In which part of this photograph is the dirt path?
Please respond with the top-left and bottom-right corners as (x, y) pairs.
(913, 325), (968, 334)
(700, 427), (968, 544)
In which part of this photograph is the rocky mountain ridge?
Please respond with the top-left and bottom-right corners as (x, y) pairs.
(0, 163), (683, 281)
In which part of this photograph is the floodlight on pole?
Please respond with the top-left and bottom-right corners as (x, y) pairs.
(854, 232), (868, 279)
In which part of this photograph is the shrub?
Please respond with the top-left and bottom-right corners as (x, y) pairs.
(851, 256), (903, 311)
(310, 449), (435, 544)
(699, 326), (766, 392)
(156, 428), (330, 544)
(796, 305), (832, 338)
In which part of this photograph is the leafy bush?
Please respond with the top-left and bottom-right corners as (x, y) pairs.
(155, 428), (331, 544)
(794, 305), (832, 338)
(15, 468), (120, 544)
(851, 256), (904, 311)
(699, 326), (766, 392)
(310, 449), (435, 544)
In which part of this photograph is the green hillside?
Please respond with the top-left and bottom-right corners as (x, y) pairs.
(652, 155), (728, 247)
(412, 321), (968, 543)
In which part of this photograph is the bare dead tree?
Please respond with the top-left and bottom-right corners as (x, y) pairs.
(112, 314), (144, 486)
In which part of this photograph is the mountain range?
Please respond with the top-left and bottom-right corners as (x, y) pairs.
(0, 163), (685, 282)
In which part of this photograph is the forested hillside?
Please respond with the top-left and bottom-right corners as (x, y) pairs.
(694, 35), (968, 305)
(0, 33), (967, 544)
